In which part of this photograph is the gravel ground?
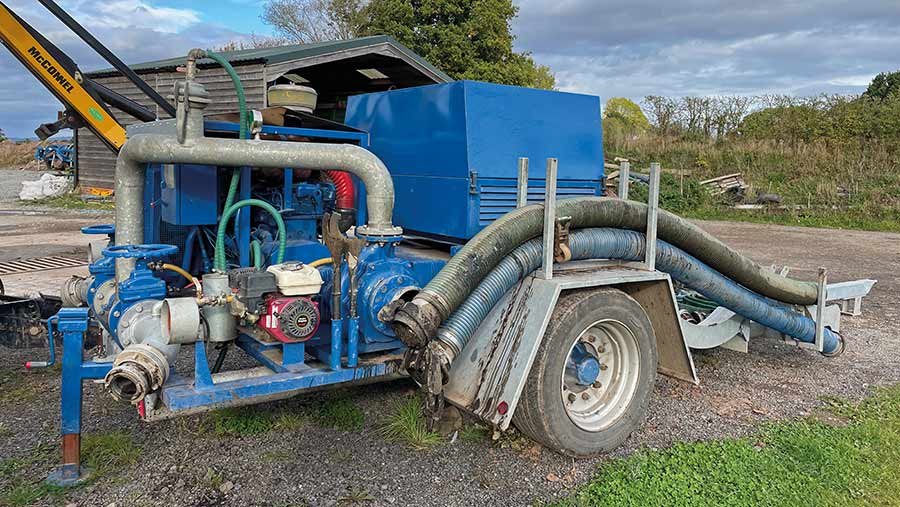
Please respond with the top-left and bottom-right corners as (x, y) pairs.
(1, 211), (899, 506)
(0, 167), (39, 205)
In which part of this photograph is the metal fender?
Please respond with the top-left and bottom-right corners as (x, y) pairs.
(443, 261), (698, 430)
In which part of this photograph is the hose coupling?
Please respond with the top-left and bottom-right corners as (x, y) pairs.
(104, 344), (170, 404)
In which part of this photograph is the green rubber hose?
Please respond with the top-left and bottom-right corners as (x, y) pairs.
(203, 50), (255, 268)
(250, 240), (263, 269)
(215, 199), (286, 271)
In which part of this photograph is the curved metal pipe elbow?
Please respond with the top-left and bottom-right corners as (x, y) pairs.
(114, 135), (400, 280)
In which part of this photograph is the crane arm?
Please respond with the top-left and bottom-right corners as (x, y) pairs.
(0, 0), (173, 152)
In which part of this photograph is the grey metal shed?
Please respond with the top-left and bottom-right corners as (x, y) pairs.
(77, 35), (452, 190)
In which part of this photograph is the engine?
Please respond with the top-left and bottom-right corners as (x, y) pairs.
(230, 262), (323, 343)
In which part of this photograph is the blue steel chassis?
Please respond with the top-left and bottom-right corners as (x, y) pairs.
(51, 307), (406, 485)
(47, 121), (403, 486)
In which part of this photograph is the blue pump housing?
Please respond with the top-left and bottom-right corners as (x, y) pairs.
(345, 80), (605, 242)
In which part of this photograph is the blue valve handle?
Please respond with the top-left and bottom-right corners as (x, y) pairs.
(103, 244), (178, 260)
(81, 224), (115, 236)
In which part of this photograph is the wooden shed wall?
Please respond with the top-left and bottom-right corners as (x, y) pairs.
(76, 63), (266, 190)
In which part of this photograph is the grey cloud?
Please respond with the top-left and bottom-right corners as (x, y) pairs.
(0, 0), (243, 137)
(514, 0), (899, 102)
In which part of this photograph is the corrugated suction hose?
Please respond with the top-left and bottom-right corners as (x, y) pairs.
(390, 197), (819, 346)
(436, 228), (841, 357)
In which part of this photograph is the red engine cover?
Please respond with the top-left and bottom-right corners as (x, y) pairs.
(259, 295), (320, 343)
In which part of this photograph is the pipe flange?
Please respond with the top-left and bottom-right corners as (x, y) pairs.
(355, 225), (404, 240)
(821, 329), (846, 358)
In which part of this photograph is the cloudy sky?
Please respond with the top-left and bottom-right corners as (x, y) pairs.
(1, 0), (898, 138)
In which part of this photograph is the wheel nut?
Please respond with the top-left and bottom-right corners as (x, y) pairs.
(567, 393), (576, 403)
(592, 381), (602, 388)
(600, 363), (608, 371)
(587, 335), (596, 343)
(581, 392), (590, 400)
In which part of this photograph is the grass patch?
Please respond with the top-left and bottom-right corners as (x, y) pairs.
(23, 192), (115, 211)
(610, 136), (900, 233)
(377, 396), (441, 450)
(459, 423), (491, 443)
(312, 397), (365, 432)
(0, 443), (66, 506)
(82, 431), (141, 475)
(213, 407), (277, 436)
(0, 482), (67, 507)
(560, 385), (900, 507)
(211, 398), (362, 437)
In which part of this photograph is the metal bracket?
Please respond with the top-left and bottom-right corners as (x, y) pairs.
(553, 215), (572, 263)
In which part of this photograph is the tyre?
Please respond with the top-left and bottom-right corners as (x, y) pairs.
(513, 288), (657, 456)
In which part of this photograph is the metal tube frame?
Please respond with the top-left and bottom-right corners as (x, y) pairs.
(644, 163), (661, 271)
(517, 157), (529, 208)
(539, 158), (558, 280)
(618, 161), (631, 200)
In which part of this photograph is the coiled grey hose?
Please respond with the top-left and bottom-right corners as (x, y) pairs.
(390, 197), (818, 345)
(437, 228), (841, 357)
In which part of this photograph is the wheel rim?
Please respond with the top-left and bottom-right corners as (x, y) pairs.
(560, 319), (641, 432)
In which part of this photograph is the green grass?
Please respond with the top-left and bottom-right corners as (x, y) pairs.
(459, 423), (492, 443)
(312, 397), (365, 432)
(0, 433), (138, 506)
(211, 396), (363, 436)
(23, 192), (115, 211)
(213, 407), (278, 436)
(559, 385), (900, 507)
(377, 396), (441, 450)
(610, 136), (900, 233)
(81, 431), (141, 474)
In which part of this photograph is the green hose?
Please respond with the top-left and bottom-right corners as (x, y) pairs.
(250, 240), (263, 269)
(203, 50), (254, 268)
(215, 199), (286, 271)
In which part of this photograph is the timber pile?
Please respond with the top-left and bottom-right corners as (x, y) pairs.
(699, 173), (748, 195)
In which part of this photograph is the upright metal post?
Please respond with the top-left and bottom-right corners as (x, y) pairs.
(618, 161), (631, 200)
(645, 163), (661, 271)
(517, 157), (530, 208)
(540, 158), (558, 280)
(815, 267), (827, 352)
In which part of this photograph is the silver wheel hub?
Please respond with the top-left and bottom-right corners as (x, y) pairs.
(561, 319), (640, 432)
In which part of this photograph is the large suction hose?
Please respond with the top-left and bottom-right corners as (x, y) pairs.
(390, 198), (818, 345)
(437, 228), (841, 357)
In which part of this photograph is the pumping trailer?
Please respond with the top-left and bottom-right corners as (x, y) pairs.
(5, 40), (876, 483)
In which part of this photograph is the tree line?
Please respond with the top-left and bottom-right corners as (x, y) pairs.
(608, 71), (900, 146)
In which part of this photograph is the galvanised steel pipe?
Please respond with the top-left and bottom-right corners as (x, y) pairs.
(114, 134), (400, 280)
(437, 228), (841, 358)
(391, 197), (818, 346)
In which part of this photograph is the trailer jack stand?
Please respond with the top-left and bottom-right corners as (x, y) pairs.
(46, 308), (112, 487)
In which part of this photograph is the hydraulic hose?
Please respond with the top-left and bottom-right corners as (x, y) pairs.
(390, 197), (819, 345)
(437, 228), (841, 357)
(215, 200), (286, 271)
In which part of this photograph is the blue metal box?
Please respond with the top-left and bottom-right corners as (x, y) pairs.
(159, 164), (219, 225)
(345, 81), (604, 242)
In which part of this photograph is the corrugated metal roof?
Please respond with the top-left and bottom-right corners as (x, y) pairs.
(86, 35), (452, 82)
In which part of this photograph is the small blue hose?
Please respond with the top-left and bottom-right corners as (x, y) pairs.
(438, 228), (840, 355)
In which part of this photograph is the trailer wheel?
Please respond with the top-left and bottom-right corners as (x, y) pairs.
(513, 288), (657, 456)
